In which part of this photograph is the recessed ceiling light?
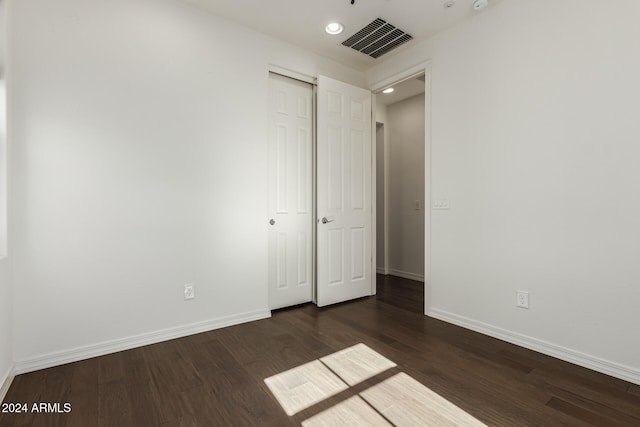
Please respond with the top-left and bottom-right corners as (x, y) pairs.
(325, 22), (344, 35)
(382, 88), (394, 94)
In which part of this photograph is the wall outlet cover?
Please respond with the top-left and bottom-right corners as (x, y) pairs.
(516, 291), (529, 309)
(184, 284), (195, 300)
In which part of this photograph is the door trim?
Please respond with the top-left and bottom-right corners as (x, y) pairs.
(268, 65), (316, 86)
(370, 61), (432, 316)
(370, 93), (377, 295)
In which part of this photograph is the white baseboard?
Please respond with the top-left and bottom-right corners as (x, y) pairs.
(0, 364), (15, 403)
(387, 269), (424, 282)
(429, 308), (640, 386)
(376, 267), (386, 275)
(14, 309), (271, 375)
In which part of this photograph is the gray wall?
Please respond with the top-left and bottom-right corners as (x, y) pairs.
(387, 94), (425, 280)
(375, 123), (385, 271)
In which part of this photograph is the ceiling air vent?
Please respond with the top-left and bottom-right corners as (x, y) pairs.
(341, 18), (413, 59)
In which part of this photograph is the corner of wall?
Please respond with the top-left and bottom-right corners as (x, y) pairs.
(429, 309), (640, 386)
(0, 0), (15, 406)
(0, 363), (15, 404)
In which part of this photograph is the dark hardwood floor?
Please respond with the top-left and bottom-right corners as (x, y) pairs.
(2, 275), (639, 426)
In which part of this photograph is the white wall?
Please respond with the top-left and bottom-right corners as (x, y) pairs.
(375, 123), (385, 272)
(387, 94), (425, 280)
(11, 0), (365, 369)
(375, 104), (389, 273)
(367, 0), (640, 383)
(0, 0), (14, 401)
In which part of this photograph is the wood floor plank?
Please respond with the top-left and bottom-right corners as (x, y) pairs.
(125, 383), (163, 427)
(65, 358), (99, 427)
(546, 396), (626, 427)
(97, 352), (124, 385)
(545, 384), (640, 425)
(527, 367), (640, 419)
(98, 380), (132, 427)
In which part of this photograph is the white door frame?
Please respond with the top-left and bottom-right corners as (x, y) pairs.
(374, 121), (388, 277)
(370, 61), (432, 316)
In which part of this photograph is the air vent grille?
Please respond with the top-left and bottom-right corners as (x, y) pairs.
(342, 18), (413, 59)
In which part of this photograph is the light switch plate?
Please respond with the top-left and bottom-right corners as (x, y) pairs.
(432, 199), (450, 210)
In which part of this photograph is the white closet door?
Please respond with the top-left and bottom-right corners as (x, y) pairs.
(268, 73), (313, 310)
(316, 75), (373, 307)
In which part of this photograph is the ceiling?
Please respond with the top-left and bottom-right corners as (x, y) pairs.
(179, 0), (494, 71)
(376, 74), (425, 106)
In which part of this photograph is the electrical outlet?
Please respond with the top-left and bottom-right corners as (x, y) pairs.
(184, 284), (195, 300)
(516, 291), (529, 309)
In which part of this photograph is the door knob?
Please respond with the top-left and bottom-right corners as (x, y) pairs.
(269, 219), (275, 225)
(321, 217), (334, 224)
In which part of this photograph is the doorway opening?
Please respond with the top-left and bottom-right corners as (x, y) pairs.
(374, 70), (428, 309)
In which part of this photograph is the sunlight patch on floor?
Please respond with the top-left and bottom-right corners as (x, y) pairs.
(320, 343), (397, 386)
(264, 360), (348, 416)
(265, 343), (486, 426)
(301, 395), (392, 427)
(361, 372), (487, 426)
